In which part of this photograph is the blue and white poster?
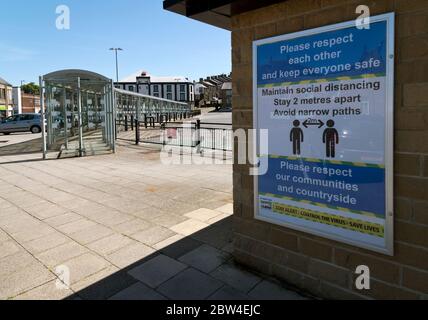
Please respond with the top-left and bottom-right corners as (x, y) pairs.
(253, 14), (395, 255)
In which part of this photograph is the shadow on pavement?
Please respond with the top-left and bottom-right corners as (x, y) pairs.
(67, 216), (236, 300)
(66, 215), (310, 301)
(0, 137), (42, 156)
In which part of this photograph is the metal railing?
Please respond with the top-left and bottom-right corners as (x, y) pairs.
(120, 119), (233, 152)
(114, 88), (192, 125)
(113, 89), (232, 153)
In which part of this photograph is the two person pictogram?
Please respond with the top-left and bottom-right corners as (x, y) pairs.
(290, 119), (339, 158)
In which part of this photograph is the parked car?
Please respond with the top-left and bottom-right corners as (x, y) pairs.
(0, 114), (42, 135)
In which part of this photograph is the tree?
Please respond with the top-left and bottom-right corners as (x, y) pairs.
(21, 82), (40, 95)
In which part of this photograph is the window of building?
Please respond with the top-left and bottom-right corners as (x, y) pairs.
(180, 84), (186, 92)
(153, 85), (159, 93)
(128, 85), (134, 92)
(0, 89), (5, 99)
(167, 93), (173, 100)
(166, 85), (172, 93)
(154, 93), (159, 97)
(180, 93), (186, 101)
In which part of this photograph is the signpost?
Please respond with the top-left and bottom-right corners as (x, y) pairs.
(253, 13), (395, 255)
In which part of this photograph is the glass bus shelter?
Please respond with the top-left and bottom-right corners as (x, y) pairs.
(40, 70), (115, 158)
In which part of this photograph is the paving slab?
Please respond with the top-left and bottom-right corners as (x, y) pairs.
(152, 214), (188, 228)
(0, 229), (10, 242)
(0, 261), (55, 299)
(61, 253), (112, 285)
(36, 242), (89, 268)
(158, 268), (223, 300)
(184, 208), (223, 222)
(211, 263), (262, 293)
(215, 203), (234, 215)
(73, 271), (137, 300)
(69, 224), (114, 245)
(88, 234), (134, 256)
(11, 224), (56, 243)
(113, 218), (153, 236)
(170, 219), (209, 236)
(23, 201), (69, 220)
(14, 280), (73, 300)
(0, 251), (36, 278)
(57, 219), (97, 235)
(131, 226), (176, 246)
(106, 242), (155, 269)
(208, 286), (249, 300)
(44, 212), (83, 227)
(159, 237), (203, 260)
(153, 234), (185, 251)
(248, 280), (307, 300)
(128, 254), (187, 288)
(23, 233), (70, 255)
(110, 282), (166, 300)
(0, 240), (21, 259)
(179, 244), (230, 273)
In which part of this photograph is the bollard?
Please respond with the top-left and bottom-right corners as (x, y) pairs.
(131, 115), (134, 131)
(115, 121), (117, 140)
(144, 115), (148, 129)
(135, 119), (140, 145)
(196, 119), (201, 154)
(125, 115), (128, 132)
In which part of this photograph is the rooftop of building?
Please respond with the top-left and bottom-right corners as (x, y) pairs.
(0, 76), (12, 87)
(221, 82), (232, 90)
(119, 70), (192, 84)
(198, 73), (232, 87)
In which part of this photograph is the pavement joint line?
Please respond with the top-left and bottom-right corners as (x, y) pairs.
(8, 279), (71, 301)
(0, 148), (234, 300)
(0, 173), (124, 283)
(0, 225), (73, 299)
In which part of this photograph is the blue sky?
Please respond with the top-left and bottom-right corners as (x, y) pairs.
(1, 0), (231, 86)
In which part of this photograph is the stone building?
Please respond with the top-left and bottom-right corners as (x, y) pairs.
(0, 77), (13, 119)
(195, 74), (232, 109)
(115, 70), (195, 107)
(164, 0), (428, 299)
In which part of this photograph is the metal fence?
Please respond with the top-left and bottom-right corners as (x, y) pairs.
(114, 88), (192, 127)
(119, 119), (233, 152)
(112, 89), (232, 153)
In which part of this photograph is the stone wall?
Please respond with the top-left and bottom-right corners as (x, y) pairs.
(232, 0), (428, 299)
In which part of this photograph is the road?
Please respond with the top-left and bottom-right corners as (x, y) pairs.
(0, 133), (42, 156)
(0, 132), (42, 147)
(196, 112), (232, 125)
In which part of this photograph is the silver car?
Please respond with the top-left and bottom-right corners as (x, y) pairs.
(0, 114), (42, 135)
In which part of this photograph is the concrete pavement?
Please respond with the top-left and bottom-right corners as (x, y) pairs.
(0, 143), (308, 300)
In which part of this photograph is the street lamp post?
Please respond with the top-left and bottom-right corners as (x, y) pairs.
(109, 48), (123, 83)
